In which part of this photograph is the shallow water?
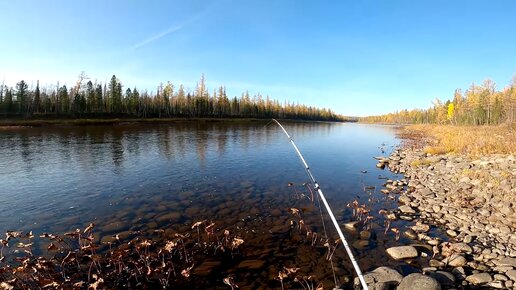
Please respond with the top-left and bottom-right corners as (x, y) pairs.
(0, 121), (416, 288)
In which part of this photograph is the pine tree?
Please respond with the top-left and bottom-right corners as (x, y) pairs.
(16, 80), (29, 113)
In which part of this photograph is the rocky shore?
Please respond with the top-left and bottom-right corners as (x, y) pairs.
(357, 146), (515, 289)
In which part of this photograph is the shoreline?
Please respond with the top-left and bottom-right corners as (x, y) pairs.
(0, 117), (352, 128)
(360, 126), (516, 289)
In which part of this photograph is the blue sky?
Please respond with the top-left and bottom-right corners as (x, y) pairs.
(1, 0), (515, 116)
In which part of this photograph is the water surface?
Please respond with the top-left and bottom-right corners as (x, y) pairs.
(0, 121), (409, 288)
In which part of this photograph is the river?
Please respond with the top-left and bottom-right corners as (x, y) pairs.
(0, 121), (416, 288)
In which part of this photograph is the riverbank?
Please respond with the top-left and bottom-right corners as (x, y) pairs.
(0, 117), (265, 127)
(0, 117), (354, 128)
(361, 124), (516, 289)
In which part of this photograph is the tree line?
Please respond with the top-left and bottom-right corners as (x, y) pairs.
(361, 76), (516, 125)
(0, 73), (348, 122)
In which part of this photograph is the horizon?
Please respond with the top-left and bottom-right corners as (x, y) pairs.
(1, 0), (515, 117)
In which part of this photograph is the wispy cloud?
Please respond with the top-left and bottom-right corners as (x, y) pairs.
(131, 25), (184, 50)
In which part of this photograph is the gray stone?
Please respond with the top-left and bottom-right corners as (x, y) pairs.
(386, 246), (419, 260)
(465, 273), (492, 285)
(396, 273), (441, 290)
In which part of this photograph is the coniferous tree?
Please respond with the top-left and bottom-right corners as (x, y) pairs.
(16, 80), (29, 113)
(33, 81), (41, 113)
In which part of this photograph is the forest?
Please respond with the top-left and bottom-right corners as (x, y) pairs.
(361, 76), (516, 125)
(0, 73), (348, 122)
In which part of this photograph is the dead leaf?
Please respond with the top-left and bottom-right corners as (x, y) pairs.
(0, 282), (14, 290)
(88, 278), (103, 290)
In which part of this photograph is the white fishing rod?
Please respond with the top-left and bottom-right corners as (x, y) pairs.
(272, 119), (369, 290)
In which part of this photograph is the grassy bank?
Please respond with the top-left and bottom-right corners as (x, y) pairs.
(398, 123), (516, 156)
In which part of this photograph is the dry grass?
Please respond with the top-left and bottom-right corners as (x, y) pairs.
(401, 123), (516, 156)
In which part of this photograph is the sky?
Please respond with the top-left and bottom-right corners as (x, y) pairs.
(1, 0), (515, 116)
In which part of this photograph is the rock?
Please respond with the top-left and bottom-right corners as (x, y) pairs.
(352, 240), (370, 249)
(444, 254), (467, 267)
(450, 243), (473, 254)
(236, 259), (265, 270)
(495, 257), (516, 267)
(156, 212), (182, 223)
(506, 269), (516, 280)
(404, 229), (418, 239)
(412, 223), (430, 233)
(501, 205), (514, 215)
(446, 230), (458, 237)
(427, 239), (440, 246)
(463, 235), (474, 244)
(493, 274), (508, 281)
(465, 273), (492, 285)
(355, 266), (403, 290)
(429, 259), (445, 267)
(399, 195), (411, 204)
(396, 273), (441, 290)
(452, 267), (466, 280)
(428, 271), (456, 286)
(193, 260), (222, 274)
(399, 205), (416, 214)
(386, 246), (418, 260)
(486, 281), (505, 289)
(360, 230), (372, 240)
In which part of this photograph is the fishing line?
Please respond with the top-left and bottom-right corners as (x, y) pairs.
(270, 119), (369, 290)
(314, 185), (339, 287)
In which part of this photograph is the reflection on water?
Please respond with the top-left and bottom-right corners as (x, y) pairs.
(0, 121), (407, 288)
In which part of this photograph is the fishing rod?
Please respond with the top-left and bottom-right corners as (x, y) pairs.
(271, 119), (369, 290)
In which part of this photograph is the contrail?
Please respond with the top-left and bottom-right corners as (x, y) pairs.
(131, 25), (184, 50)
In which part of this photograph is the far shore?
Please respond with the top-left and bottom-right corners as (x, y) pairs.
(0, 117), (355, 128)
